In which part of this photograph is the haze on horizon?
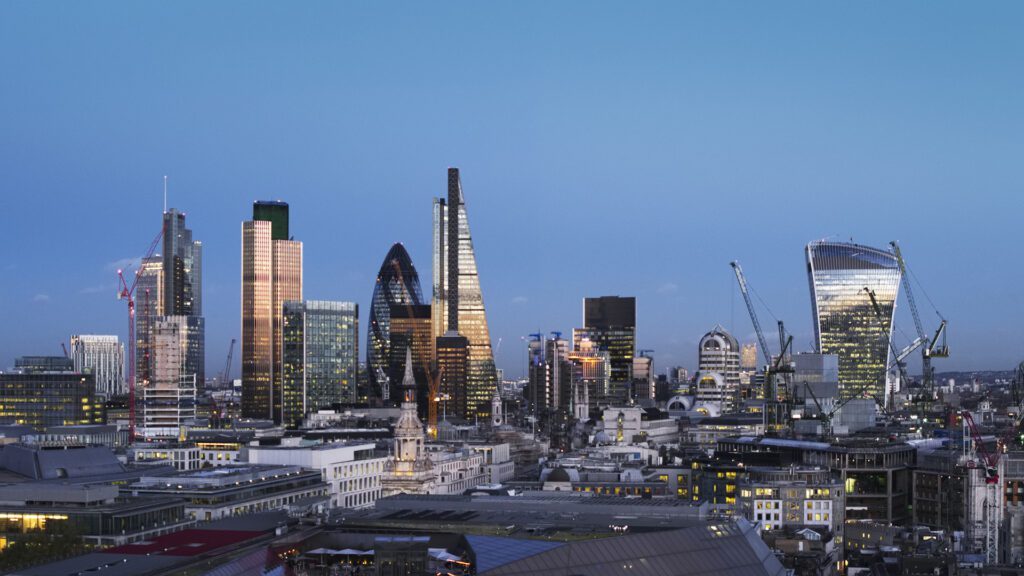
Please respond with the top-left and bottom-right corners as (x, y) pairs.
(1, 2), (1022, 379)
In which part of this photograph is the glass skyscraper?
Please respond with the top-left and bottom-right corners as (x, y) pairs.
(432, 168), (498, 419)
(574, 296), (636, 403)
(242, 201), (302, 423)
(281, 300), (359, 427)
(367, 243), (424, 403)
(161, 208), (204, 390)
(806, 241), (901, 403)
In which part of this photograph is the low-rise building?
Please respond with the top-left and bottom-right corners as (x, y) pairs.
(0, 483), (190, 548)
(247, 440), (387, 509)
(127, 465), (328, 522)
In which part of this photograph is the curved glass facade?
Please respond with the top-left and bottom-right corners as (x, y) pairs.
(806, 241), (900, 403)
(367, 243), (424, 402)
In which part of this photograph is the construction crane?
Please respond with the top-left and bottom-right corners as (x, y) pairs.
(117, 224), (165, 441)
(60, 342), (69, 359)
(961, 409), (1001, 564)
(730, 261), (773, 367)
(220, 338), (236, 385)
(864, 287), (915, 410)
(890, 241), (948, 402)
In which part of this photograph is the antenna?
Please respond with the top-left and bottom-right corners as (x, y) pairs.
(163, 175), (168, 213)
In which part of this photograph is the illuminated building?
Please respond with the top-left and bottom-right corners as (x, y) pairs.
(388, 303), (433, 417)
(431, 168), (498, 418)
(140, 316), (198, 438)
(134, 256), (164, 385)
(740, 343), (758, 370)
(242, 201), (303, 422)
(574, 296), (635, 403)
(526, 335), (571, 412)
(698, 325), (740, 410)
(367, 243), (424, 403)
(281, 300), (360, 427)
(70, 335), (124, 398)
(567, 337), (610, 412)
(806, 241), (901, 403)
(0, 357), (103, 431)
(381, 348), (436, 495)
(0, 483), (188, 548)
(162, 208), (204, 390)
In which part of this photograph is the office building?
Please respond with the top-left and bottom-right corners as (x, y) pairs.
(567, 337), (610, 412)
(134, 256), (164, 384)
(432, 168), (499, 418)
(0, 483), (189, 548)
(740, 343), (758, 370)
(435, 333), (469, 421)
(141, 317), (198, 438)
(281, 300), (359, 427)
(242, 201), (302, 423)
(0, 357), (103, 430)
(248, 441), (388, 509)
(806, 240), (901, 403)
(70, 335), (125, 398)
(129, 465), (327, 522)
(526, 334), (572, 413)
(633, 355), (655, 402)
(698, 325), (741, 410)
(388, 303), (433, 416)
(367, 243), (424, 404)
(574, 296), (635, 403)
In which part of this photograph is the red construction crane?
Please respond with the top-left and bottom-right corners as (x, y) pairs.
(117, 225), (164, 441)
(961, 410), (999, 484)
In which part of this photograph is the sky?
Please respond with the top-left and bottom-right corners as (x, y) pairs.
(1, 2), (1022, 380)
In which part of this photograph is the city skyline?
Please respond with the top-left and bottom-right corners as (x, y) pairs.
(2, 3), (1023, 378)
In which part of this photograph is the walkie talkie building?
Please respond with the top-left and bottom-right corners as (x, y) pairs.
(806, 241), (901, 403)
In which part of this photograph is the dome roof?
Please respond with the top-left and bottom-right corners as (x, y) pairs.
(546, 467), (574, 483)
(700, 325), (739, 351)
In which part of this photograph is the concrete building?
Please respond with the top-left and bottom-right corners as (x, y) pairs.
(70, 335), (125, 398)
(599, 406), (678, 446)
(718, 436), (915, 525)
(140, 316), (198, 439)
(698, 325), (741, 410)
(128, 465), (327, 522)
(247, 441), (387, 509)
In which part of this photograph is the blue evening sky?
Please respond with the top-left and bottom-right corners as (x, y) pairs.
(1, 2), (1021, 378)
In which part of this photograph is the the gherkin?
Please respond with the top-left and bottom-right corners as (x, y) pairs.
(368, 243), (424, 402)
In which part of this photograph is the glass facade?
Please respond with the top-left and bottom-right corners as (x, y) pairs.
(242, 203), (303, 423)
(282, 300), (359, 427)
(432, 169), (498, 419)
(70, 335), (125, 398)
(134, 256), (164, 387)
(575, 296), (636, 403)
(388, 304), (433, 417)
(0, 371), (103, 431)
(806, 241), (901, 402)
(161, 208), (204, 391)
(367, 243), (424, 403)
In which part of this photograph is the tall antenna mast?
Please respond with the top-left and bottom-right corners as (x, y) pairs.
(163, 175), (168, 213)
